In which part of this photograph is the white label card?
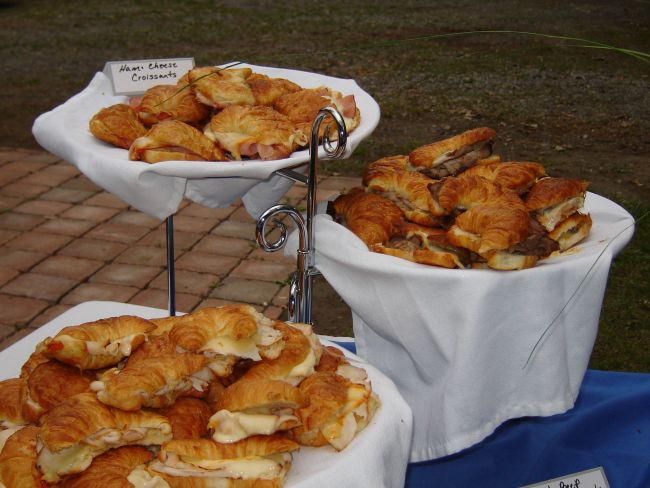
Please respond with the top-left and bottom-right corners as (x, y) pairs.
(103, 57), (195, 96)
(521, 467), (610, 488)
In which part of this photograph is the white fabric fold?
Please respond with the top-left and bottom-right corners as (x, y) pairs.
(31, 64), (380, 220)
(286, 192), (635, 461)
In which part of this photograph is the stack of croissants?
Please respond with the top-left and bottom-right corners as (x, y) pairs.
(328, 127), (592, 270)
(89, 66), (361, 163)
(0, 304), (379, 487)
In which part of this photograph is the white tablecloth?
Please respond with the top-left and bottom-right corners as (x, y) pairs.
(0, 302), (412, 488)
(287, 192), (635, 461)
(31, 64), (380, 220)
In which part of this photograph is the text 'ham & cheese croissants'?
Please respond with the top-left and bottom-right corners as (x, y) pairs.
(89, 66), (361, 164)
(328, 127), (592, 271)
(0, 304), (380, 487)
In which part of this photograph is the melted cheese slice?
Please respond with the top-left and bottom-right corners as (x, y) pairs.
(320, 383), (370, 451)
(201, 336), (260, 361)
(288, 348), (316, 381)
(209, 410), (298, 443)
(86, 333), (141, 357)
(38, 443), (100, 482)
(151, 452), (289, 480)
(127, 466), (171, 488)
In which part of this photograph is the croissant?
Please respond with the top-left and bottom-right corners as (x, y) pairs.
(209, 379), (304, 443)
(150, 436), (299, 484)
(241, 323), (320, 385)
(274, 87), (360, 139)
(38, 392), (172, 482)
(160, 398), (212, 440)
(0, 425), (42, 488)
(19, 345), (49, 378)
(137, 84), (210, 126)
(460, 161), (547, 194)
(129, 119), (226, 163)
(43, 315), (156, 370)
(409, 127), (497, 178)
(89, 103), (148, 149)
(328, 188), (404, 246)
(92, 352), (208, 410)
(58, 446), (153, 488)
(370, 222), (471, 269)
(246, 73), (301, 106)
(125, 333), (177, 366)
(290, 371), (378, 451)
(429, 175), (527, 213)
(0, 378), (28, 428)
(187, 66), (255, 108)
(169, 305), (282, 363)
(363, 156), (449, 226)
(204, 105), (306, 160)
(548, 212), (592, 252)
(22, 360), (93, 422)
(525, 177), (590, 231)
(448, 204), (558, 270)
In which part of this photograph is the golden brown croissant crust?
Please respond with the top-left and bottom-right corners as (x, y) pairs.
(460, 161), (546, 194)
(328, 187), (404, 246)
(247, 73), (301, 106)
(431, 175), (527, 214)
(0, 378), (28, 426)
(161, 435), (299, 460)
(129, 119), (226, 163)
(188, 66), (255, 109)
(160, 398), (212, 440)
(58, 446), (153, 488)
(0, 425), (42, 488)
(548, 212), (592, 252)
(409, 127), (496, 178)
(137, 84), (209, 126)
(525, 177), (590, 211)
(43, 315), (155, 370)
(216, 379), (304, 413)
(89, 103), (148, 149)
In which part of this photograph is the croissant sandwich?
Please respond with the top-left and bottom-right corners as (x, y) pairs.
(129, 119), (226, 163)
(160, 398), (213, 441)
(91, 352), (209, 411)
(209, 379), (304, 443)
(370, 222), (471, 269)
(447, 204), (559, 270)
(0, 379), (28, 429)
(409, 127), (497, 178)
(37, 392), (172, 482)
(525, 177), (590, 232)
(327, 188), (404, 246)
(290, 371), (378, 451)
(187, 66), (255, 109)
(43, 315), (156, 370)
(136, 84), (209, 127)
(460, 161), (547, 194)
(147, 436), (299, 485)
(548, 212), (592, 252)
(246, 73), (301, 107)
(89, 103), (148, 149)
(0, 425), (42, 488)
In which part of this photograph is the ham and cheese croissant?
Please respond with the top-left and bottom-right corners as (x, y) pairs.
(274, 87), (360, 139)
(187, 66), (255, 108)
(58, 445), (154, 488)
(0, 425), (42, 488)
(37, 392), (172, 482)
(91, 352), (208, 411)
(409, 127), (497, 178)
(208, 379), (304, 443)
(129, 119), (226, 163)
(240, 323), (321, 386)
(89, 103), (148, 149)
(169, 305), (283, 366)
(447, 204), (559, 270)
(136, 84), (210, 126)
(43, 315), (155, 370)
(246, 73), (301, 106)
(328, 188), (405, 246)
(369, 222), (471, 269)
(363, 155), (450, 227)
(290, 371), (378, 451)
(204, 105), (306, 160)
(525, 177), (590, 231)
(148, 436), (299, 485)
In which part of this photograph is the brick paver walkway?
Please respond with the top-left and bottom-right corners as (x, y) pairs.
(0, 147), (361, 351)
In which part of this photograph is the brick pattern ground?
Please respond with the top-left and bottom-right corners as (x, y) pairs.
(0, 148), (361, 352)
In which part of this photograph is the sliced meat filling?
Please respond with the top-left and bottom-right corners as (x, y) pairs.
(421, 140), (493, 179)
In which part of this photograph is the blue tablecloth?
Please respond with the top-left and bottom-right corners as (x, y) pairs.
(335, 341), (650, 488)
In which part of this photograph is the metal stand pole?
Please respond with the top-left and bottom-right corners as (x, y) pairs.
(256, 107), (348, 324)
(166, 216), (176, 316)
